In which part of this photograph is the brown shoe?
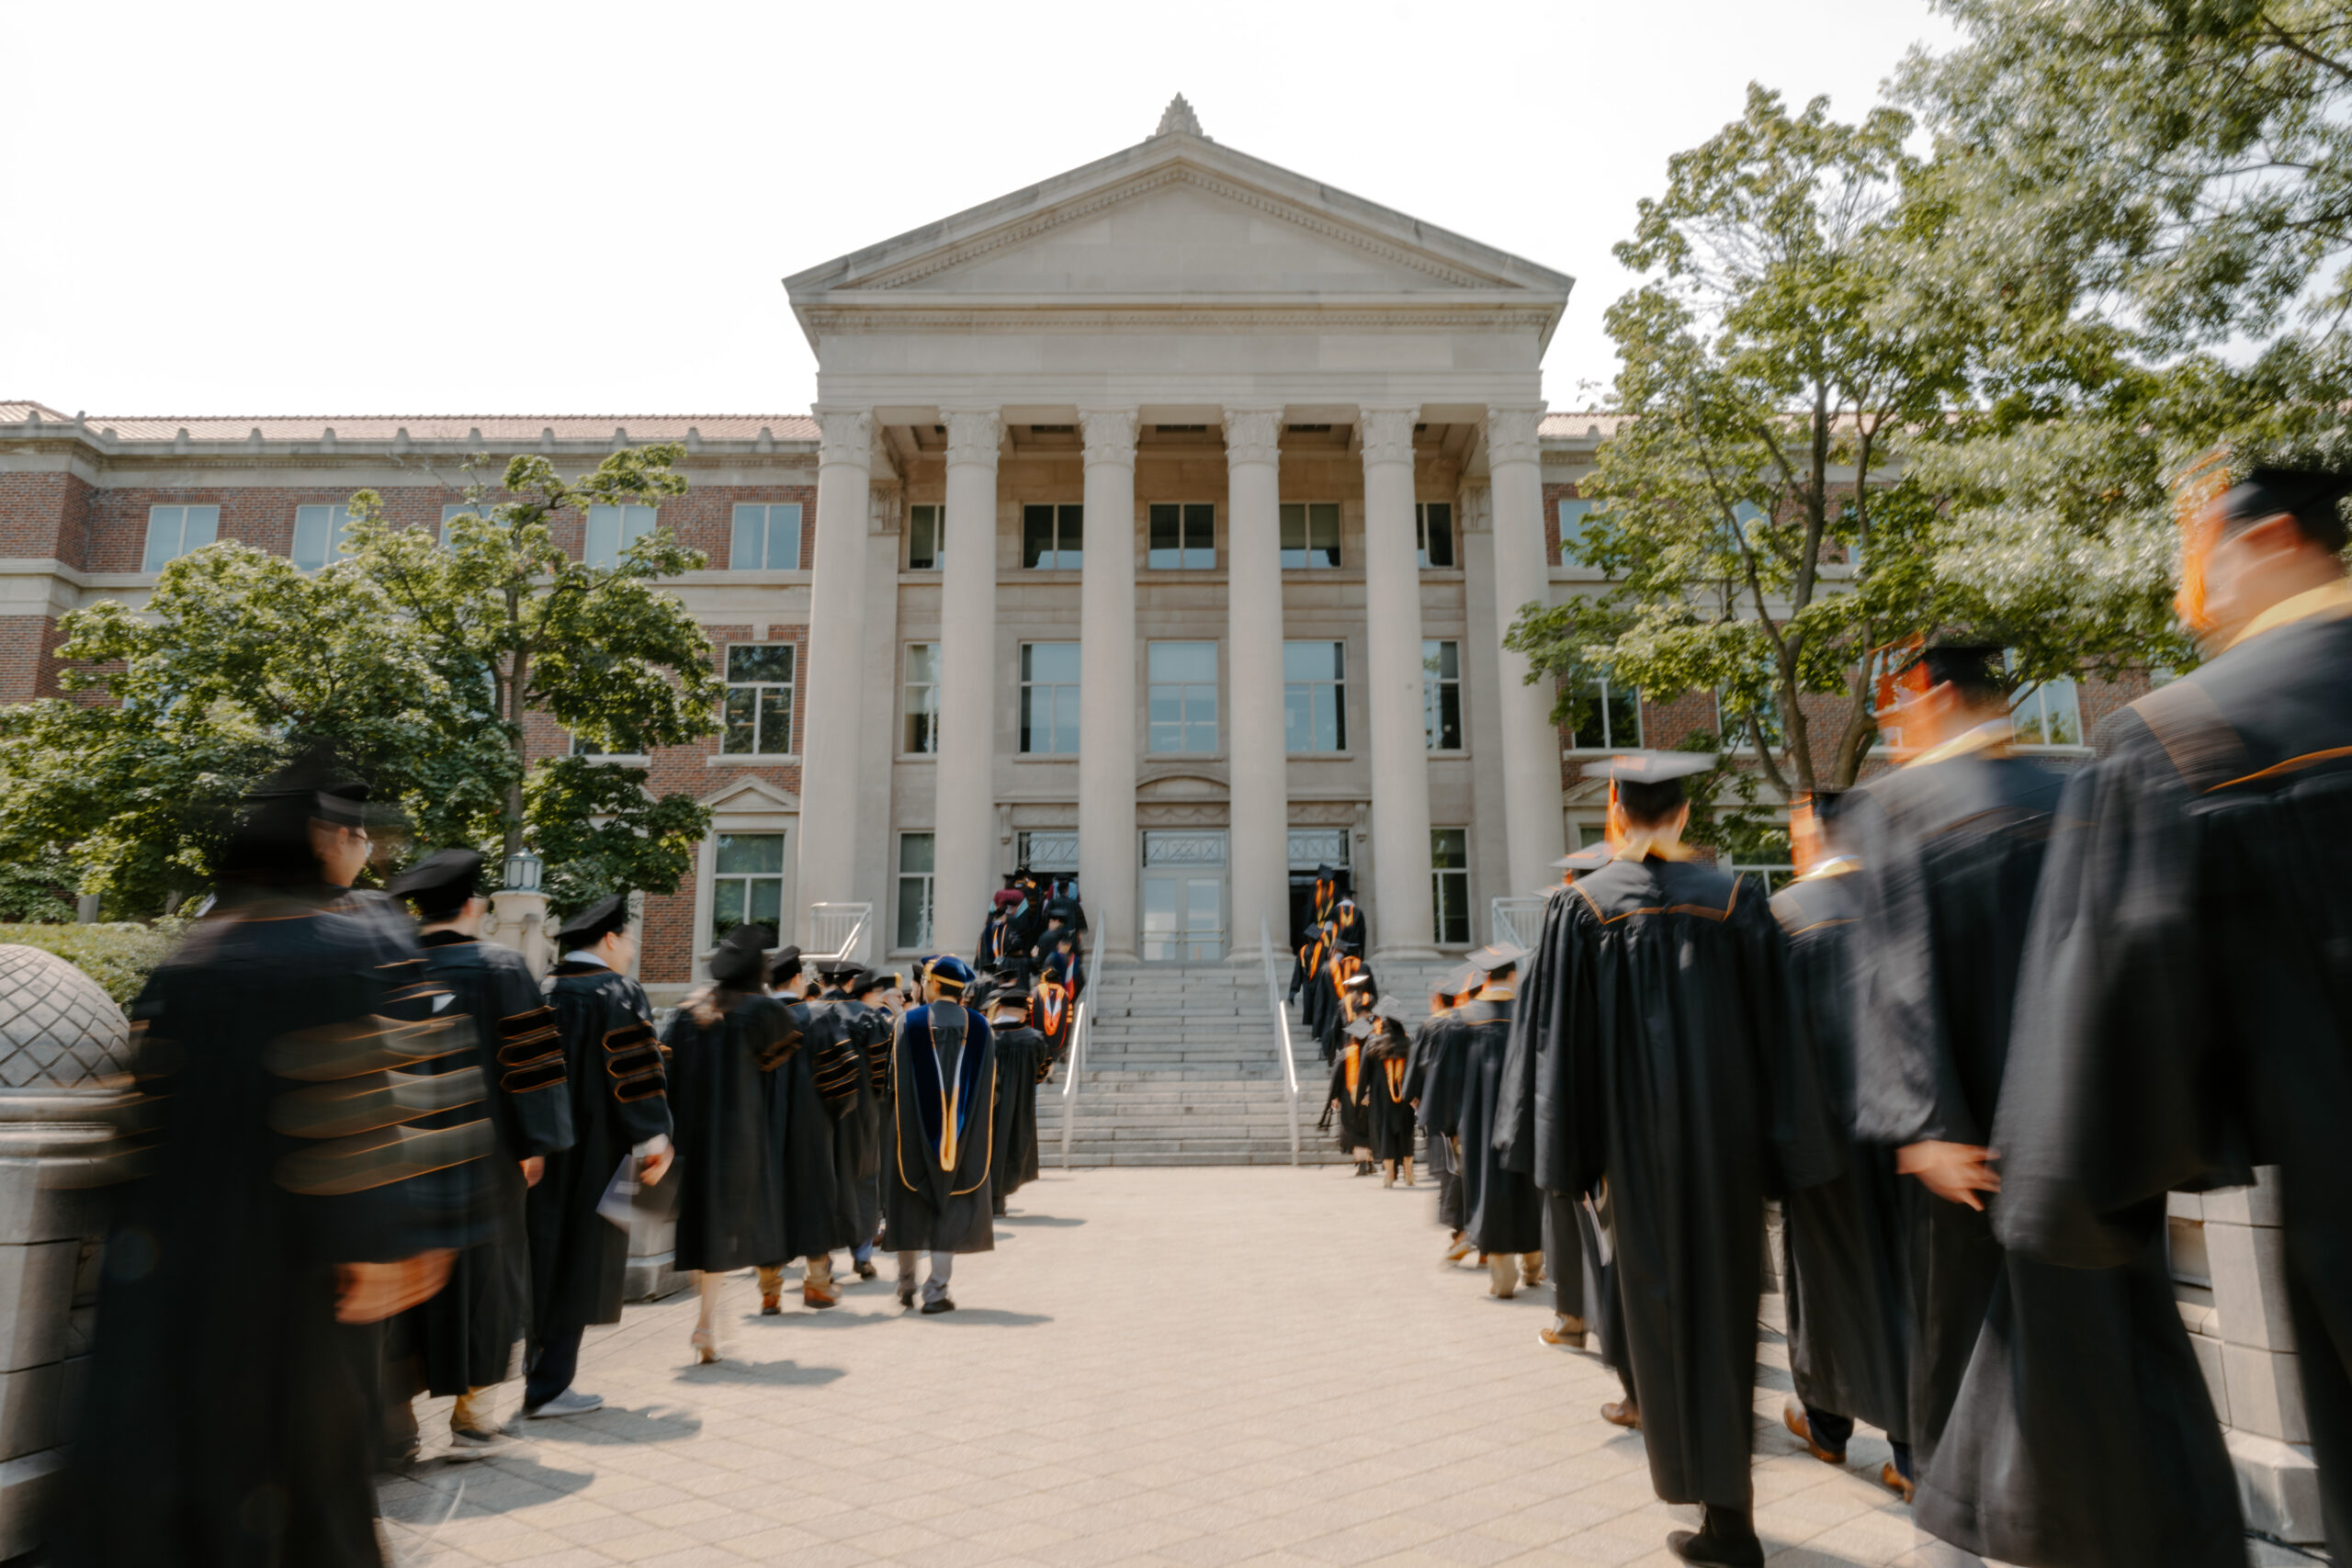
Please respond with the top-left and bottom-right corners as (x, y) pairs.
(759, 1293), (781, 1315)
(1442, 1234), (1476, 1265)
(1539, 1314), (1588, 1348)
(1600, 1399), (1640, 1429)
(1881, 1461), (1915, 1503)
(1781, 1398), (1844, 1464)
(803, 1280), (841, 1309)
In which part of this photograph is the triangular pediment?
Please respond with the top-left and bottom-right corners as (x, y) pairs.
(699, 775), (800, 813)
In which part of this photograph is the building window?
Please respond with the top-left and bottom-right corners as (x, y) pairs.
(1422, 639), (1463, 751)
(902, 643), (940, 754)
(731, 503), (802, 570)
(711, 831), (786, 947)
(721, 643), (795, 755)
(1148, 641), (1219, 754)
(909, 504), (944, 570)
(1017, 830), (1080, 875)
(291, 504), (356, 570)
(896, 832), (934, 951)
(1279, 502), (1341, 569)
(1431, 829), (1471, 945)
(2006, 653), (2084, 747)
(1566, 677), (1641, 751)
(1416, 502), (1454, 569)
(1283, 640), (1347, 753)
(583, 503), (657, 568)
(1558, 498), (1595, 564)
(1148, 502), (1215, 569)
(1022, 503), (1083, 570)
(141, 504), (219, 571)
(1019, 642), (1081, 754)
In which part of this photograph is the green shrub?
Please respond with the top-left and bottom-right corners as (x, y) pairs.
(0, 923), (178, 1008)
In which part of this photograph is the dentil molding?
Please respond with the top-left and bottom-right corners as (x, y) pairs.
(1220, 408), (1283, 468)
(1357, 407), (1420, 468)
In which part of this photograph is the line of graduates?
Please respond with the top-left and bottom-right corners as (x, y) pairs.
(1467, 461), (2352, 1568)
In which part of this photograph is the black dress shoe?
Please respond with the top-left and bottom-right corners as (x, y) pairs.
(1667, 1507), (1763, 1566)
(919, 1296), (957, 1314)
(854, 1259), (877, 1280)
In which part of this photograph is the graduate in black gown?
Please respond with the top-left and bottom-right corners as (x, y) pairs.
(384, 849), (574, 1459)
(980, 977), (1053, 1214)
(1850, 645), (2242, 1568)
(1408, 964), (1477, 1260)
(666, 921), (800, 1362)
(1536, 844), (1611, 1352)
(1766, 793), (1913, 1499)
(1361, 997), (1419, 1188)
(523, 895), (673, 1418)
(1993, 467), (2352, 1561)
(763, 957), (863, 1311)
(1326, 1018), (1374, 1168)
(61, 761), (486, 1568)
(1317, 955), (1374, 1066)
(1420, 943), (1546, 1301)
(845, 969), (907, 1277)
(1497, 752), (1835, 1567)
(887, 956), (998, 1313)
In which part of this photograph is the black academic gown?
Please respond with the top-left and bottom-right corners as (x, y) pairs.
(884, 1001), (998, 1253)
(61, 890), (485, 1568)
(989, 1021), (1051, 1206)
(403, 932), (574, 1397)
(1362, 1023), (1418, 1165)
(1326, 1041), (1371, 1152)
(1992, 606), (2352, 1562)
(664, 989), (797, 1273)
(771, 997), (859, 1261)
(1769, 869), (1909, 1441)
(526, 960), (672, 1340)
(1422, 994), (1544, 1256)
(1850, 738), (2241, 1567)
(1496, 857), (1835, 1511)
(1408, 1009), (1464, 1230)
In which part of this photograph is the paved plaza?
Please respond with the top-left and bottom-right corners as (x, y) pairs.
(383, 1167), (1941, 1568)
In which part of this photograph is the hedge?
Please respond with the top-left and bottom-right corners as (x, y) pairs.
(0, 923), (179, 1009)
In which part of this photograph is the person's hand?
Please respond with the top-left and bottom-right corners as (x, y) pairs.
(1898, 1140), (2000, 1210)
(520, 1156), (544, 1188)
(334, 1249), (455, 1324)
(639, 1145), (675, 1187)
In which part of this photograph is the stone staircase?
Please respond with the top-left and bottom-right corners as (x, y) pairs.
(1049, 958), (1467, 1168)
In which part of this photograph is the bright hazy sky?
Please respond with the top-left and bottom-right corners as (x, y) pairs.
(3, 0), (1953, 420)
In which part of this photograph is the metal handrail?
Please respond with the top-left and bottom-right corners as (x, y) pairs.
(1057, 1000), (1088, 1168)
(1489, 895), (1548, 951)
(1260, 912), (1301, 1167)
(808, 902), (871, 964)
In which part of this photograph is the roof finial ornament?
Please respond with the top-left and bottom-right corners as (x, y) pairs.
(1155, 93), (1204, 140)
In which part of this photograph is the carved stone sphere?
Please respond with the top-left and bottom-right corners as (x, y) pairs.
(0, 946), (132, 1089)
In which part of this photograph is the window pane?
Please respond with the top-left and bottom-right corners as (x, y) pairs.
(1432, 684), (1462, 750)
(900, 831), (933, 874)
(1027, 642), (1080, 682)
(759, 686), (791, 752)
(906, 643), (937, 684)
(723, 687), (756, 753)
(732, 505), (765, 569)
(910, 505), (939, 570)
(1023, 504), (1056, 569)
(141, 508), (180, 573)
(1283, 640), (1336, 681)
(1424, 502), (1453, 567)
(1309, 502), (1340, 566)
(727, 644), (793, 683)
(717, 832), (785, 874)
(1284, 685), (1313, 753)
(583, 506), (618, 568)
(748, 876), (783, 933)
(291, 505), (331, 570)
(1605, 683), (1641, 747)
(1148, 503), (1181, 569)
(713, 880), (744, 935)
(1558, 499), (1594, 562)
(1423, 639), (1459, 679)
(1149, 691), (1181, 752)
(1183, 502), (1214, 568)
(1054, 685), (1080, 752)
(1150, 642), (1216, 682)
(623, 504), (656, 544)
(768, 504), (800, 570)
(1056, 503), (1082, 568)
(1432, 829), (1467, 868)
(1279, 503), (1306, 558)
(1324, 687), (1346, 751)
(1186, 694), (1216, 753)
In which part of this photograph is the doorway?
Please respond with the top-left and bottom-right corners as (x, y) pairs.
(1140, 830), (1227, 963)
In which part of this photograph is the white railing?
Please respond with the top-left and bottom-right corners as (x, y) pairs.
(1489, 895), (1548, 951)
(808, 902), (873, 964)
(1259, 911), (1301, 1167)
(1057, 1001), (1089, 1168)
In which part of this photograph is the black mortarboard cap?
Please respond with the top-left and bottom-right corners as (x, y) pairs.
(1580, 750), (1715, 784)
(2222, 467), (2352, 550)
(555, 894), (629, 947)
(813, 957), (864, 982)
(1435, 964), (1478, 998)
(1464, 941), (1527, 974)
(386, 847), (482, 913)
(768, 945), (804, 985)
(708, 921), (771, 987)
(1343, 1017), (1374, 1040)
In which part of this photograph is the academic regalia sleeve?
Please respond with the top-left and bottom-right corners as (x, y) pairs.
(1734, 876), (1839, 1196)
(1417, 1017), (1465, 1136)
(488, 949), (572, 1157)
(1496, 893), (1561, 1178)
(1851, 789), (1976, 1146)
(1512, 886), (1605, 1198)
(603, 978), (673, 1146)
(1992, 718), (2250, 1267)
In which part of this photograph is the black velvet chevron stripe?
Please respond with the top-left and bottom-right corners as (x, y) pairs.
(604, 1021), (666, 1102)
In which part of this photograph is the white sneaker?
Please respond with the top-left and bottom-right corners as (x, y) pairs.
(523, 1389), (604, 1419)
(447, 1426), (516, 1460)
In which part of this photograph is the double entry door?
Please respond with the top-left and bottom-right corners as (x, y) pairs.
(1140, 830), (1226, 964)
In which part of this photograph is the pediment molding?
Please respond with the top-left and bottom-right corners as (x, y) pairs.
(797, 303), (1561, 335)
(700, 775), (801, 813)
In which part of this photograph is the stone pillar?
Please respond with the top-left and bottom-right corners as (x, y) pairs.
(484, 889), (553, 977)
(794, 407), (875, 946)
(1223, 407), (1291, 959)
(1485, 407), (1566, 898)
(1078, 408), (1140, 964)
(933, 408), (1002, 955)
(1358, 406), (1438, 959)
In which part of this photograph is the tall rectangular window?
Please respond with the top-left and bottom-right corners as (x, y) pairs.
(1148, 502), (1215, 569)
(291, 504), (355, 570)
(721, 644), (795, 755)
(1148, 641), (1219, 753)
(902, 643), (940, 754)
(1431, 829), (1471, 945)
(896, 832), (935, 951)
(583, 503), (657, 568)
(1019, 642), (1081, 754)
(908, 504), (944, 570)
(1283, 640), (1347, 753)
(1558, 498), (1595, 564)
(1278, 502), (1340, 569)
(1021, 503), (1083, 569)
(141, 504), (219, 571)
(730, 503), (802, 570)
(1566, 677), (1641, 750)
(1416, 502), (1454, 568)
(711, 832), (786, 947)
(1422, 640), (1464, 750)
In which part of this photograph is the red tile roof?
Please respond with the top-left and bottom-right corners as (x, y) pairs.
(0, 404), (818, 443)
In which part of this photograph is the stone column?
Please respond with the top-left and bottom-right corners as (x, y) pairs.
(1223, 407), (1291, 959)
(794, 407), (874, 946)
(1358, 406), (1438, 959)
(1485, 407), (1566, 897)
(1078, 408), (1140, 964)
(933, 408), (1002, 954)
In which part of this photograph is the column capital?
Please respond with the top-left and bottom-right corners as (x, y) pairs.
(940, 407), (1003, 469)
(1077, 407), (1139, 467)
(813, 406), (874, 470)
(1484, 405), (1547, 467)
(1356, 405), (1421, 468)
(1220, 407), (1284, 468)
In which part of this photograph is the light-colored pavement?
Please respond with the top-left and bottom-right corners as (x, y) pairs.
(383, 1167), (1936, 1568)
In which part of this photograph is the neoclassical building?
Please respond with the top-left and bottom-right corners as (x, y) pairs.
(0, 97), (2101, 996)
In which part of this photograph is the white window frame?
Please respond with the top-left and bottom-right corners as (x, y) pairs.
(707, 829), (789, 950)
(1278, 502), (1341, 569)
(1019, 641), (1082, 755)
(1431, 828), (1472, 946)
(1564, 676), (1643, 753)
(720, 643), (797, 756)
(902, 643), (941, 756)
(1416, 502), (1455, 569)
(1422, 638), (1464, 752)
(583, 502), (657, 569)
(730, 502), (803, 570)
(1147, 502), (1216, 570)
(1021, 502), (1083, 570)
(908, 503), (944, 570)
(1283, 639), (1348, 755)
(141, 504), (219, 572)
(291, 503), (356, 570)
(1148, 641), (1220, 755)
(895, 831), (935, 953)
